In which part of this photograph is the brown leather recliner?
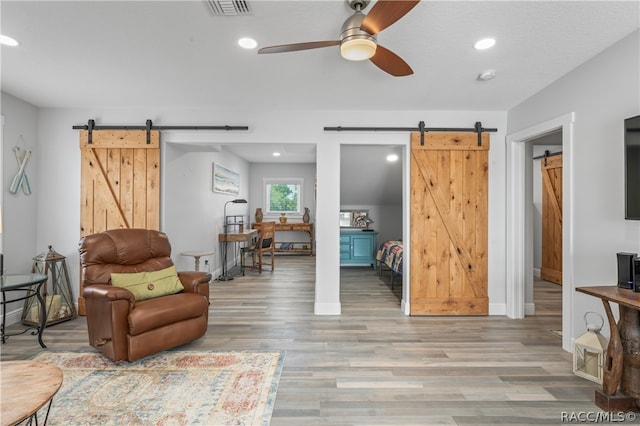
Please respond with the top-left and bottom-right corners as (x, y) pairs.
(78, 228), (211, 362)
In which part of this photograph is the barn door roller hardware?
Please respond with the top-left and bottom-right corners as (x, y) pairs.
(73, 119), (250, 144)
(324, 121), (497, 146)
(533, 149), (562, 166)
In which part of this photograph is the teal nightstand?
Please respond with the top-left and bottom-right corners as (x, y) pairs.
(340, 229), (378, 268)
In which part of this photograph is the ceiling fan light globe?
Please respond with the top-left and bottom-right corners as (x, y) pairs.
(341, 38), (377, 61)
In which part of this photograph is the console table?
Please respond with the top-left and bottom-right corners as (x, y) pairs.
(252, 222), (313, 255)
(576, 285), (640, 412)
(218, 229), (258, 243)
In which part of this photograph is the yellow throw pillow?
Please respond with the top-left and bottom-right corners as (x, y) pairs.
(110, 265), (184, 301)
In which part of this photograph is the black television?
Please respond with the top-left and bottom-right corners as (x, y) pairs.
(625, 114), (640, 220)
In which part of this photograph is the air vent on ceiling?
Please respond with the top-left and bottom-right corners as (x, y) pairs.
(205, 0), (252, 16)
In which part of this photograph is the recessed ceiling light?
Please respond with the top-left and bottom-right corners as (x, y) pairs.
(0, 34), (20, 47)
(386, 154), (399, 162)
(238, 37), (257, 49)
(474, 38), (495, 50)
(272, 152), (281, 157)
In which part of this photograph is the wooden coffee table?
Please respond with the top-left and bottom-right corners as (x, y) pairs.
(1, 360), (63, 425)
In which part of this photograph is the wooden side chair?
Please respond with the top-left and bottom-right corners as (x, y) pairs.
(241, 222), (275, 274)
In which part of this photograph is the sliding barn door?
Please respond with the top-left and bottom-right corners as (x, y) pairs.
(78, 130), (160, 314)
(80, 130), (160, 235)
(540, 154), (562, 285)
(410, 132), (489, 315)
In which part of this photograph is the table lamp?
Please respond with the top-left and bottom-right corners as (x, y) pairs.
(363, 216), (374, 230)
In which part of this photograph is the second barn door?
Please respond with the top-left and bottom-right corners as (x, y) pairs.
(410, 132), (489, 315)
(540, 153), (563, 285)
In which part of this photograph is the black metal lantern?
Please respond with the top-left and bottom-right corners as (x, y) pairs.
(22, 245), (77, 326)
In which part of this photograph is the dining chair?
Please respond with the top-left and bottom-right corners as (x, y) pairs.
(241, 222), (275, 274)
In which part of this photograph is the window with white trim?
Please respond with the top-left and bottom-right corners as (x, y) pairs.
(264, 178), (303, 215)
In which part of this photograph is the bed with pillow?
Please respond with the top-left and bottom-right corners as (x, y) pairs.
(376, 240), (403, 289)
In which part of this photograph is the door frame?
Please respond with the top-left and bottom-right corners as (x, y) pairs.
(506, 112), (574, 351)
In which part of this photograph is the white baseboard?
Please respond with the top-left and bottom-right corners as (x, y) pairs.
(490, 303), (535, 316)
(525, 302), (536, 316)
(2, 307), (24, 326)
(489, 303), (506, 315)
(401, 298), (410, 315)
(314, 302), (341, 315)
(533, 268), (541, 278)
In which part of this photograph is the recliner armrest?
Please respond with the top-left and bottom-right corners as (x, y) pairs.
(83, 284), (136, 304)
(178, 271), (211, 298)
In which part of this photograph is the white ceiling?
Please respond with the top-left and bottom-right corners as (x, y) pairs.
(2, 0), (638, 112)
(1, 1), (637, 204)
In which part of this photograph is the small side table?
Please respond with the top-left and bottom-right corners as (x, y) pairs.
(1, 360), (63, 425)
(1, 273), (49, 348)
(180, 251), (215, 272)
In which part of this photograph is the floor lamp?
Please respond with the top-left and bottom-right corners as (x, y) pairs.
(219, 198), (247, 281)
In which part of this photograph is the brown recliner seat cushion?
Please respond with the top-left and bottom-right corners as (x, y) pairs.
(129, 293), (208, 336)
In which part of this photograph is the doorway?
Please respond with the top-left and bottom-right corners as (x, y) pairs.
(339, 144), (404, 306)
(531, 135), (563, 339)
(506, 113), (574, 352)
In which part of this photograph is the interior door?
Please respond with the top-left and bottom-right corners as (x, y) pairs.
(78, 129), (160, 313)
(410, 132), (489, 315)
(540, 154), (562, 285)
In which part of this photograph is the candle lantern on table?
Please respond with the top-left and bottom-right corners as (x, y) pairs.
(573, 312), (607, 384)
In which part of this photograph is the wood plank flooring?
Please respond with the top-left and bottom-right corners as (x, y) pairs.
(1, 257), (601, 425)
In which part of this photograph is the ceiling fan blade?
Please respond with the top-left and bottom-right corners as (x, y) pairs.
(369, 45), (413, 77)
(258, 40), (340, 54)
(360, 0), (420, 35)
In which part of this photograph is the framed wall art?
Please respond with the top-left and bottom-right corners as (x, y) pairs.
(339, 210), (370, 228)
(212, 163), (240, 195)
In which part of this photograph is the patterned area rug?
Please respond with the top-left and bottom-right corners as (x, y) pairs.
(31, 350), (285, 426)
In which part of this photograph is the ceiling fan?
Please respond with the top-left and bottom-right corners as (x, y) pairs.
(258, 0), (420, 77)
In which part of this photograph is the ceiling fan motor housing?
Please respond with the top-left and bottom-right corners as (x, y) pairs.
(340, 11), (377, 61)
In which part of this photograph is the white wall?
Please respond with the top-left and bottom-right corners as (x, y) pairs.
(1, 93), (39, 323)
(1, 93), (39, 274)
(507, 30), (640, 339)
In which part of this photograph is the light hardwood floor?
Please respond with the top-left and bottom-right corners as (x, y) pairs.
(1, 257), (600, 425)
